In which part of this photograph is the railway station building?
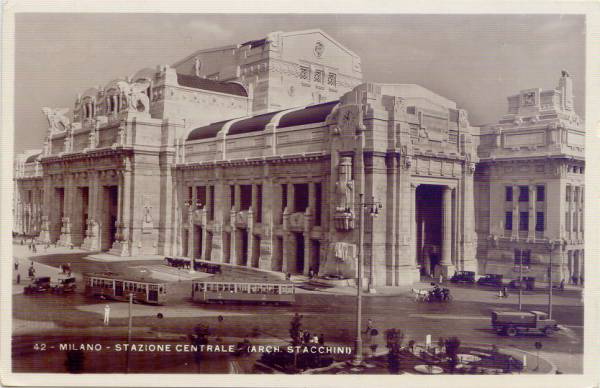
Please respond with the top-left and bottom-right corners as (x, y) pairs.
(13, 29), (584, 287)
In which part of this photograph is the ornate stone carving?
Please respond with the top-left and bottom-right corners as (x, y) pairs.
(142, 196), (154, 233)
(117, 80), (150, 113)
(334, 156), (356, 231)
(288, 212), (305, 232)
(42, 107), (70, 133)
(403, 155), (413, 170)
(458, 109), (469, 128)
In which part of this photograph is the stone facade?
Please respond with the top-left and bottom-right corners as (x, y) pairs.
(13, 29), (583, 288)
(475, 71), (585, 285)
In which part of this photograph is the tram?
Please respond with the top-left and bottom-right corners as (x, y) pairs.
(191, 278), (295, 305)
(83, 272), (168, 305)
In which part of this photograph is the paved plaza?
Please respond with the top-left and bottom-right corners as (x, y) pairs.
(11, 242), (583, 374)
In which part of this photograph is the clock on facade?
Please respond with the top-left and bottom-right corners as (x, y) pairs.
(314, 41), (325, 58)
(522, 91), (537, 106)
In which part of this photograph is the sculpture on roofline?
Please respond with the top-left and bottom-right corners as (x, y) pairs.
(42, 107), (70, 133)
(117, 80), (151, 113)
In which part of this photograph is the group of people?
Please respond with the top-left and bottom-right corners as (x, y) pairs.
(300, 330), (325, 345)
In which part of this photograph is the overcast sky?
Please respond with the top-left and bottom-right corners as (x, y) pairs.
(13, 13), (585, 153)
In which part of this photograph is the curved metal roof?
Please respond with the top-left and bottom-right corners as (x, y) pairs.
(228, 111), (279, 136)
(176, 73), (248, 97)
(187, 119), (231, 141)
(278, 100), (338, 128)
(25, 153), (41, 163)
(185, 100), (339, 142)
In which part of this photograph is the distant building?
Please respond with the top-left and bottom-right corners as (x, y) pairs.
(475, 71), (585, 284)
(13, 29), (583, 287)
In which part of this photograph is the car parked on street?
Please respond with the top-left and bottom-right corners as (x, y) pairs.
(23, 276), (52, 294)
(509, 276), (535, 290)
(450, 271), (476, 284)
(477, 274), (504, 287)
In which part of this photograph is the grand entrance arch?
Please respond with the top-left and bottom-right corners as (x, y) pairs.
(414, 183), (455, 278)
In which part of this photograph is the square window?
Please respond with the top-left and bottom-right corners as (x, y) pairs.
(505, 187), (513, 202)
(299, 66), (310, 80)
(505, 212), (513, 230)
(519, 186), (529, 202)
(519, 211), (529, 231)
(313, 69), (324, 83)
(536, 185), (545, 201)
(327, 72), (336, 87)
(536, 212), (544, 231)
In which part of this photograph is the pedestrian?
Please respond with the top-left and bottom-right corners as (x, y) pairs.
(286, 272), (291, 281)
(103, 304), (111, 325)
(559, 278), (565, 291)
(439, 274), (443, 284)
(16, 273), (21, 284)
(365, 319), (374, 335)
(502, 286), (509, 298)
(14, 261), (18, 271)
(318, 333), (325, 345)
(308, 268), (315, 280)
(303, 330), (311, 344)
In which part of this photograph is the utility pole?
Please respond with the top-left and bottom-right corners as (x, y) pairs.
(353, 194), (382, 366)
(518, 248), (523, 311)
(126, 292), (133, 373)
(548, 241), (555, 319)
(353, 193), (364, 366)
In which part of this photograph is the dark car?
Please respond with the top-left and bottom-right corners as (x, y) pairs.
(509, 276), (536, 290)
(477, 274), (503, 287)
(24, 276), (52, 294)
(450, 271), (476, 284)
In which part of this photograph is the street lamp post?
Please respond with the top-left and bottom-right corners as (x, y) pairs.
(548, 240), (557, 319)
(353, 194), (382, 366)
(518, 248), (523, 311)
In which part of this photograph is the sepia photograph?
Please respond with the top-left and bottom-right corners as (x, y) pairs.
(1, 2), (599, 387)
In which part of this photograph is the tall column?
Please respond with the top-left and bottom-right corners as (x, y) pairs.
(436, 186), (455, 278)
(410, 183), (418, 268)
(528, 185), (536, 239)
(82, 171), (100, 250)
(59, 173), (74, 246)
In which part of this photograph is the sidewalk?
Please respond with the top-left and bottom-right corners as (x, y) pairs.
(12, 245), (68, 295)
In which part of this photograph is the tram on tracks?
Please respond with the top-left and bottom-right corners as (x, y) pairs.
(83, 272), (168, 305)
(191, 277), (295, 305)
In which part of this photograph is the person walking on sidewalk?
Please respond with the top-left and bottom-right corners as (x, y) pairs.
(104, 304), (111, 325)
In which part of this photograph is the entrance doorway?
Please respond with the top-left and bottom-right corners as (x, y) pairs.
(310, 239), (321, 274)
(101, 186), (118, 251)
(76, 187), (89, 246)
(194, 225), (203, 260)
(415, 185), (443, 277)
(239, 229), (249, 266)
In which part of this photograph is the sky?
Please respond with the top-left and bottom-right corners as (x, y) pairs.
(13, 13), (585, 154)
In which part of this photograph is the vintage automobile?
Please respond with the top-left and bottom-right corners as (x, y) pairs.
(23, 276), (52, 294)
(509, 276), (536, 290)
(51, 276), (77, 294)
(477, 274), (504, 287)
(450, 271), (476, 284)
(491, 310), (559, 336)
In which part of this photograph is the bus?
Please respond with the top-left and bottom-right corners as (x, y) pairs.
(83, 272), (168, 305)
(191, 279), (295, 305)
